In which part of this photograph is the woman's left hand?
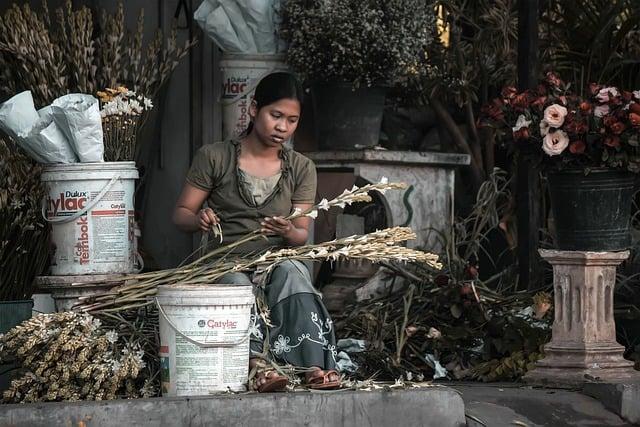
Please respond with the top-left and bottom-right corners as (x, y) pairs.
(261, 216), (293, 237)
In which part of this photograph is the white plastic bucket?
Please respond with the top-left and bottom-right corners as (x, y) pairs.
(41, 162), (139, 275)
(219, 54), (288, 139)
(156, 284), (255, 396)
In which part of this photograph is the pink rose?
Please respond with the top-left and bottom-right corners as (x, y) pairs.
(543, 104), (568, 127)
(596, 87), (620, 103)
(542, 130), (569, 156)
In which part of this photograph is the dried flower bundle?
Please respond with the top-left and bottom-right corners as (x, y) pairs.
(98, 86), (154, 161)
(74, 179), (436, 313)
(0, 138), (48, 300)
(0, 312), (154, 402)
(76, 226), (441, 314)
(0, 1), (196, 108)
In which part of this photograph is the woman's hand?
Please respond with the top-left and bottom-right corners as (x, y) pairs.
(197, 208), (220, 232)
(261, 216), (293, 237)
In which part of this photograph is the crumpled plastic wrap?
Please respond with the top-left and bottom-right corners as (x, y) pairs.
(0, 91), (103, 163)
(51, 94), (104, 162)
(194, 0), (285, 53)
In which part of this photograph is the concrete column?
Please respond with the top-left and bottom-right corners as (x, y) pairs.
(525, 250), (640, 387)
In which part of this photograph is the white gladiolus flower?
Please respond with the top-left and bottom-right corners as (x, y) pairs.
(317, 198), (330, 211)
(379, 176), (389, 184)
(306, 210), (318, 219)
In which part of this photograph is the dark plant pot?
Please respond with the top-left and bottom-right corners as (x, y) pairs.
(548, 169), (636, 251)
(0, 299), (33, 392)
(312, 83), (387, 150)
(0, 299), (33, 334)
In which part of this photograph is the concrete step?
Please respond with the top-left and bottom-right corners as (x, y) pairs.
(0, 386), (466, 427)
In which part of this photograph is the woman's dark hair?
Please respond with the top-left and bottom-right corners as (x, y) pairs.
(245, 72), (303, 135)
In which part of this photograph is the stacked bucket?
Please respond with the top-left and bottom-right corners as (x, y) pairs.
(38, 162), (139, 311)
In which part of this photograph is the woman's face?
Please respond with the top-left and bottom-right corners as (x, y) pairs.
(249, 98), (301, 147)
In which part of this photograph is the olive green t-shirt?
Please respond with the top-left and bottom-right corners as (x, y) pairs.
(185, 140), (317, 254)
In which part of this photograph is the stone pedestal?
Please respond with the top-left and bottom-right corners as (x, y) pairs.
(525, 250), (640, 387)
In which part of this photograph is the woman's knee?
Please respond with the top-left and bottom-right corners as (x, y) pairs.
(217, 272), (253, 285)
(273, 260), (310, 281)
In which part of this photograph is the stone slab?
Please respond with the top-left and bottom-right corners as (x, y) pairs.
(583, 382), (640, 425)
(451, 383), (633, 427)
(0, 386), (466, 427)
(306, 150), (471, 166)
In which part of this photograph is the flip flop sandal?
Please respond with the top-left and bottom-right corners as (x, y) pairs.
(256, 371), (289, 393)
(306, 369), (341, 390)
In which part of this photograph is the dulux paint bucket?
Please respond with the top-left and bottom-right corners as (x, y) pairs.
(41, 161), (138, 275)
(219, 54), (288, 139)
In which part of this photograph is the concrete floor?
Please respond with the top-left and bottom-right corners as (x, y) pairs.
(451, 383), (635, 427)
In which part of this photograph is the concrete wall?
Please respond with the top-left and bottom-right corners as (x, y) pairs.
(0, 387), (467, 427)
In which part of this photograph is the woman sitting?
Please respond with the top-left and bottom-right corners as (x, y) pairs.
(173, 72), (340, 392)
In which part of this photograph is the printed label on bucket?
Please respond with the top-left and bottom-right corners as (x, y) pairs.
(159, 304), (251, 395)
(222, 76), (249, 100)
(222, 76), (251, 136)
(46, 185), (135, 274)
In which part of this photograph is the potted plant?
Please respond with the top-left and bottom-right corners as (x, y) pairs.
(279, 0), (439, 150)
(481, 72), (640, 251)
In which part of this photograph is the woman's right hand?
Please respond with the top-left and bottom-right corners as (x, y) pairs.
(197, 208), (220, 232)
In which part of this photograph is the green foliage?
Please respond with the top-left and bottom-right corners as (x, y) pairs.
(280, 0), (439, 88)
(540, 0), (640, 91)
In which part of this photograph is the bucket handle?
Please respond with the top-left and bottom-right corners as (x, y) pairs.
(42, 175), (120, 224)
(219, 68), (279, 106)
(155, 297), (252, 348)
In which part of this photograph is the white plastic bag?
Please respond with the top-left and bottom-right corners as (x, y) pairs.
(51, 94), (104, 162)
(23, 106), (79, 163)
(194, 0), (283, 54)
(0, 91), (78, 163)
(0, 91), (43, 161)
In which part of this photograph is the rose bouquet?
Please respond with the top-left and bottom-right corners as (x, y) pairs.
(481, 72), (640, 173)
